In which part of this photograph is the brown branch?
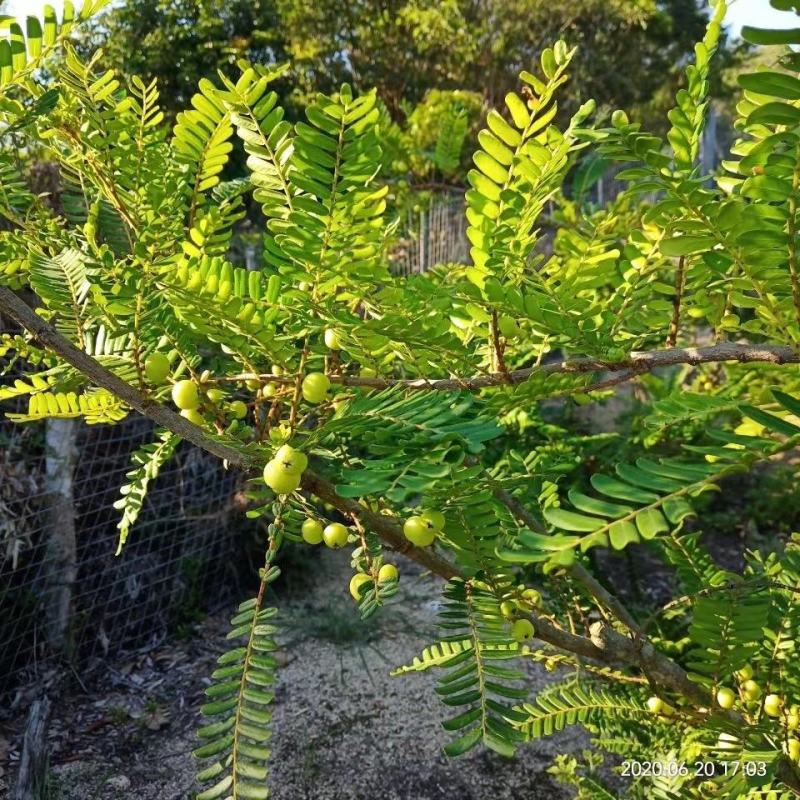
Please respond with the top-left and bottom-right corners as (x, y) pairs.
(5, 285), (800, 793)
(217, 342), (800, 394)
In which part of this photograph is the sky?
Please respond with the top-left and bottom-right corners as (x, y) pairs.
(1, 0), (799, 40)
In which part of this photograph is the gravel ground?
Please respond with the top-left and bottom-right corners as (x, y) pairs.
(7, 550), (585, 799)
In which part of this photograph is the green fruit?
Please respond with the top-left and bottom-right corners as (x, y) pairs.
(229, 400), (247, 419)
(246, 379), (260, 391)
(274, 444), (308, 475)
(764, 694), (783, 717)
(360, 367), (377, 378)
(497, 315), (521, 339)
(180, 408), (204, 426)
(144, 352), (170, 383)
(521, 588), (541, 606)
(736, 665), (754, 681)
(500, 601), (515, 619)
(420, 510), (445, 531)
(349, 573), (371, 601)
(403, 516), (436, 547)
(172, 380), (199, 410)
(301, 519), (324, 545)
(647, 696), (664, 714)
(323, 522), (349, 548)
(271, 365), (284, 377)
(324, 328), (342, 350)
(742, 680), (762, 701)
(787, 710), (800, 731)
(511, 619), (534, 642)
(302, 372), (331, 403)
(263, 460), (301, 494)
(377, 564), (398, 583)
(611, 109), (629, 128)
(206, 388), (225, 403)
(716, 687), (736, 709)
(262, 383), (277, 399)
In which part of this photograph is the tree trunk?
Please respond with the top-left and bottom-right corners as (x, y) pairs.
(14, 697), (51, 800)
(43, 418), (78, 655)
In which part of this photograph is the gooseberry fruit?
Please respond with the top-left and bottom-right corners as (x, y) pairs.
(206, 388), (225, 403)
(172, 379), (199, 410)
(324, 328), (342, 350)
(349, 573), (371, 601)
(743, 680), (762, 701)
(246, 379), (260, 391)
(736, 665), (754, 681)
(180, 408), (204, 426)
(274, 444), (308, 475)
(302, 372), (331, 403)
(144, 352), (170, 383)
(377, 564), (398, 583)
(360, 367), (376, 378)
(301, 519), (324, 545)
(262, 383), (277, 399)
(263, 460), (301, 494)
(647, 696), (664, 714)
(764, 694), (783, 717)
(403, 516), (436, 547)
(323, 522), (348, 548)
(521, 588), (541, 606)
(500, 601), (515, 619)
(229, 400), (248, 419)
(511, 619), (534, 642)
(716, 687), (736, 710)
(420, 510), (445, 531)
(787, 709), (799, 731)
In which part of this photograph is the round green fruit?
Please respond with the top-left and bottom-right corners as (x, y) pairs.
(360, 367), (377, 378)
(420, 510), (445, 531)
(742, 680), (762, 701)
(764, 694), (783, 717)
(787, 710), (800, 731)
(172, 380), (199, 410)
(302, 372), (331, 404)
(349, 573), (371, 601)
(500, 601), (515, 619)
(647, 696), (664, 714)
(262, 383), (277, 399)
(180, 408), (204, 426)
(246, 379), (260, 391)
(274, 444), (308, 475)
(301, 518), (324, 545)
(324, 328), (342, 350)
(736, 665), (754, 681)
(403, 516), (436, 547)
(716, 687), (736, 710)
(263, 460), (301, 494)
(229, 400), (248, 419)
(144, 352), (170, 383)
(521, 588), (541, 606)
(377, 564), (398, 583)
(323, 522), (349, 548)
(206, 388), (225, 403)
(511, 619), (534, 642)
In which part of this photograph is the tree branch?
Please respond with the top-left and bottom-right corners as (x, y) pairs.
(217, 342), (800, 394)
(5, 285), (800, 794)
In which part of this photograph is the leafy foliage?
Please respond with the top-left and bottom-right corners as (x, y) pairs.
(3, 3), (800, 799)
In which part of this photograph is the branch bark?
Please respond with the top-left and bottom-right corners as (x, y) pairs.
(219, 341), (800, 394)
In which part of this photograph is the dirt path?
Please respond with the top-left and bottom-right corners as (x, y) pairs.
(8, 551), (584, 799)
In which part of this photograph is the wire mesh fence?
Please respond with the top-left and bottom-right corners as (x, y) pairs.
(0, 324), (249, 707)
